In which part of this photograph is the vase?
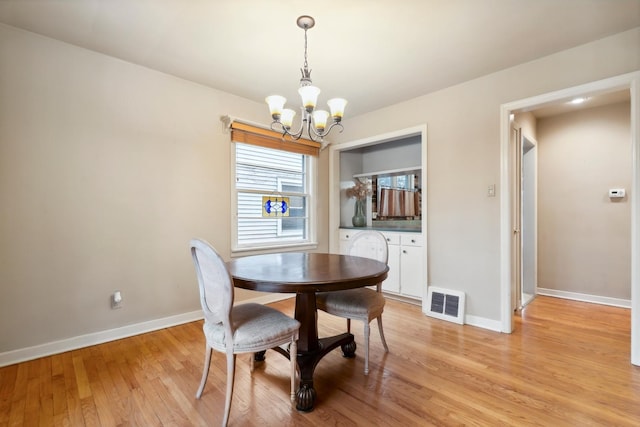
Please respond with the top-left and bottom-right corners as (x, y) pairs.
(352, 199), (366, 227)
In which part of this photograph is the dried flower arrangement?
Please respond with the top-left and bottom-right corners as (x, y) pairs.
(346, 178), (372, 201)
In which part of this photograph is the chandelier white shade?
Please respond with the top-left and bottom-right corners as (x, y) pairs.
(265, 15), (347, 144)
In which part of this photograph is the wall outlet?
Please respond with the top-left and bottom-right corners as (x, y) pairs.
(111, 291), (123, 309)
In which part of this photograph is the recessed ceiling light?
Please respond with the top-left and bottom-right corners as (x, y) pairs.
(569, 97), (589, 105)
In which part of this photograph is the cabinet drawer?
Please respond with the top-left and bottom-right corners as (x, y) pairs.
(339, 229), (360, 241)
(401, 234), (422, 246)
(381, 232), (400, 245)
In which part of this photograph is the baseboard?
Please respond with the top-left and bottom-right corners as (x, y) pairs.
(459, 290), (631, 334)
(537, 288), (631, 308)
(463, 314), (503, 332)
(418, 304), (502, 332)
(0, 294), (296, 368)
(417, 289), (631, 335)
(383, 292), (421, 306)
(238, 293), (294, 305)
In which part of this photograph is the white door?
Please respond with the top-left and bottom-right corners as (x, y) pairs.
(401, 244), (423, 298)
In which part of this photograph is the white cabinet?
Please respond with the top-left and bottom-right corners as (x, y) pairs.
(339, 229), (424, 300)
(338, 229), (358, 254)
(398, 234), (423, 298)
(384, 237), (401, 293)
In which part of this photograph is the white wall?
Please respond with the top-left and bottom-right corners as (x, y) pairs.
(537, 102), (631, 299)
(0, 24), (330, 359)
(334, 28), (640, 323)
(361, 138), (422, 174)
(515, 112), (538, 142)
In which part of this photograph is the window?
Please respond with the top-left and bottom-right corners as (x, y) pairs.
(377, 174), (414, 191)
(233, 142), (315, 251)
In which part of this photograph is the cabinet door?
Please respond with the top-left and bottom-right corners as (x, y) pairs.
(339, 229), (360, 255)
(383, 243), (401, 293)
(400, 244), (424, 298)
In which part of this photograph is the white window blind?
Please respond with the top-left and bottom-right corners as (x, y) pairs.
(233, 142), (313, 249)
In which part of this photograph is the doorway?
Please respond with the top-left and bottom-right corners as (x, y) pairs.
(499, 71), (640, 365)
(512, 125), (537, 312)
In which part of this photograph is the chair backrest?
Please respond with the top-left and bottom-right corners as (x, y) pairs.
(190, 239), (234, 337)
(347, 230), (389, 264)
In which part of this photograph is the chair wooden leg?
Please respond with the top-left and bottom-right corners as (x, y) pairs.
(347, 318), (351, 333)
(196, 346), (212, 399)
(222, 352), (236, 427)
(290, 337), (298, 402)
(377, 315), (389, 352)
(364, 322), (370, 375)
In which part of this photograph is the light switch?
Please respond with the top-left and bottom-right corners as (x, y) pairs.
(487, 184), (496, 197)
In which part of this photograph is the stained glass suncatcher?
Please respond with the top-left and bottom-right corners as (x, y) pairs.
(262, 196), (290, 217)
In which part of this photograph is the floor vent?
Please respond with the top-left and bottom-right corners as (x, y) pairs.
(426, 287), (465, 325)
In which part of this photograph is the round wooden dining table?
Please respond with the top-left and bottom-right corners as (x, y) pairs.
(227, 252), (388, 412)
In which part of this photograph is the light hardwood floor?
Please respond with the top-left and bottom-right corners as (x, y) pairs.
(1, 296), (639, 426)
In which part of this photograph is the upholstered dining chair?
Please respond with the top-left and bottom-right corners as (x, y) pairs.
(316, 230), (389, 375)
(190, 239), (300, 427)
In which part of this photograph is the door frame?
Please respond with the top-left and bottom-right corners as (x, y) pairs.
(499, 71), (640, 365)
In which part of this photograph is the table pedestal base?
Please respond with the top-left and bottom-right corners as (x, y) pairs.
(295, 332), (354, 412)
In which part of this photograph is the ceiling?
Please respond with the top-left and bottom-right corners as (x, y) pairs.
(0, 1), (639, 118)
(531, 90), (632, 118)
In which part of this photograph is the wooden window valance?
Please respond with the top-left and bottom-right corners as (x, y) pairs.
(230, 121), (321, 157)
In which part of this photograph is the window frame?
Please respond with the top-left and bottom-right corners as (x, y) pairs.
(231, 141), (318, 255)
(276, 177), (306, 237)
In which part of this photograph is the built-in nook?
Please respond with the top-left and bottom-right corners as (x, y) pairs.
(329, 125), (427, 303)
(339, 134), (422, 231)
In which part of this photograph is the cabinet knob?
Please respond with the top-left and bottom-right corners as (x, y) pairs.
(403, 250), (407, 254)
(411, 239), (416, 243)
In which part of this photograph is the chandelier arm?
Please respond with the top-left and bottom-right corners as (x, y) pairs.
(290, 112), (312, 140)
(301, 118), (318, 142)
(287, 122), (307, 140)
(329, 121), (345, 135)
(308, 120), (344, 139)
(269, 121), (287, 135)
(290, 111), (322, 141)
(270, 115), (315, 141)
(270, 121), (303, 141)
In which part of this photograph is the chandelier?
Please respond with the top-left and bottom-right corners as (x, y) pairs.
(265, 15), (347, 145)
